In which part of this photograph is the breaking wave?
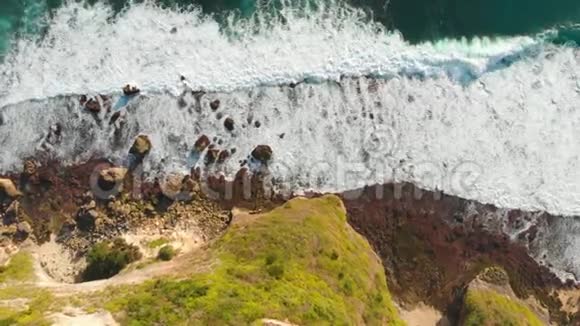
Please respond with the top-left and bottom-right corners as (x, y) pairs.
(0, 0), (551, 107)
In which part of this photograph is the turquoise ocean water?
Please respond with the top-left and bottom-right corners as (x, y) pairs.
(1, 0), (579, 57)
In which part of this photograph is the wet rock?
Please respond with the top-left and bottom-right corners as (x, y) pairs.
(194, 135), (210, 152)
(85, 98), (101, 113)
(122, 83), (140, 96)
(251, 145), (273, 164)
(205, 148), (220, 165)
(224, 118), (235, 131)
(218, 150), (230, 164)
(0, 178), (21, 201)
(210, 99), (220, 111)
(130, 135), (152, 157)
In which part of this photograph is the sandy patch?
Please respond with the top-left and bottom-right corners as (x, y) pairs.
(50, 307), (118, 326)
(122, 223), (205, 260)
(36, 236), (86, 284)
(399, 303), (448, 326)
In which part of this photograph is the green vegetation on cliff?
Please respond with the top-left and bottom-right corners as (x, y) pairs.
(0, 251), (34, 283)
(463, 288), (543, 326)
(107, 195), (404, 325)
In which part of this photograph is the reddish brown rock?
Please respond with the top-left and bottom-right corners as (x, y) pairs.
(340, 183), (564, 324)
(205, 148), (220, 165)
(194, 135), (210, 152)
(217, 150), (230, 164)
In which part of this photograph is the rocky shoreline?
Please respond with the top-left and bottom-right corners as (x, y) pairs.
(1, 132), (579, 323)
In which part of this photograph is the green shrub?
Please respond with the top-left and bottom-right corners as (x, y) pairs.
(147, 238), (169, 249)
(0, 252), (34, 283)
(464, 288), (544, 326)
(82, 238), (142, 281)
(157, 245), (176, 261)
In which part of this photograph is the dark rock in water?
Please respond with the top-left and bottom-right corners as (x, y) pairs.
(129, 135), (152, 157)
(177, 97), (187, 108)
(127, 135), (151, 170)
(216, 112), (223, 120)
(85, 98), (101, 113)
(231, 148), (237, 154)
(254, 121), (261, 128)
(108, 111), (122, 125)
(224, 117), (235, 131)
(279, 133), (285, 139)
(210, 99), (220, 111)
(123, 84), (140, 96)
(170, 27), (178, 34)
(194, 135), (210, 152)
(205, 148), (220, 165)
(251, 145), (273, 164)
(217, 150), (230, 164)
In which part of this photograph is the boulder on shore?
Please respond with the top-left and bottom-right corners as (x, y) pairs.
(0, 178), (21, 201)
(98, 167), (128, 192)
(194, 135), (210, 152)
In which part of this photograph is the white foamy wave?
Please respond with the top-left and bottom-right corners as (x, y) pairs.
(0, 0), (541, 107)
(2, 45), (580, 216)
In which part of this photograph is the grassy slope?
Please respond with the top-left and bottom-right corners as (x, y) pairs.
(0, 251), (54, 326)
(107, 195), (404, 325)
(463, 288), (543, 326)
(0, 251), (34, 283)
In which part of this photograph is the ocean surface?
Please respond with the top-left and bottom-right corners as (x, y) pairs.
(1, 0), (580, 276)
